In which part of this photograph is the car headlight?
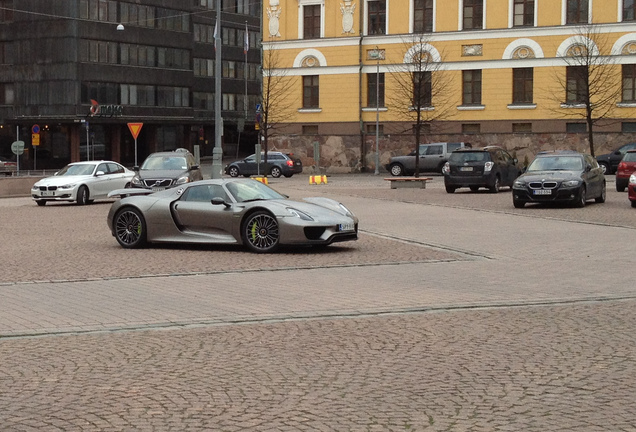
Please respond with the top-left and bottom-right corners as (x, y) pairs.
(513, 179), (526, 188)
(175, 175), (190, 185)
(562, 180), (581, 187)
(131, 176), (142, 186)
(287, 207), (314, 220)
(484, 161), (494, 173)
(58, 184), (75, 190)
(32, 184), (39, 190)
(339, 203), (355, 218)
(630, 174), (636, 184)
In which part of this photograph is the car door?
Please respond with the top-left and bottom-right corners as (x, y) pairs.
(171, 184), (236, 242)
(499, 150), (517, 186)
(584, 155), (603, 197)
(421, 144), (444, 171)
(106, 163), (131, 190)
(89, 162), (114, 198)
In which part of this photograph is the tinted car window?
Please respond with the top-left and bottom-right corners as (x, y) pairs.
(427, 145), (443, 155)
(449, 151), (489, 162)
(447, 142), (464, 152)
(623, 152), (636, 162)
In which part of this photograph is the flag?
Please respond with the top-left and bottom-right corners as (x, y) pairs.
(244, 23), (249, 55)
(213, 22), (218, 51)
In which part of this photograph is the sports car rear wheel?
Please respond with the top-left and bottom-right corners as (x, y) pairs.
(114, 207), (147, 249)
(242, 211), (280, 253)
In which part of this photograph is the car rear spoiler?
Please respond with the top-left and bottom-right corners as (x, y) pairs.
(108, 188), (154, 198)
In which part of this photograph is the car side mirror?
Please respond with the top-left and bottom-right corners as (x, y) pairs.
(133, 166), (140, 172)
(95, 170), (105, 176)
(614, 150), (621, 155)
(211, 197), (231, 208)
(585, 164), (592, 172)
(190, 165), (199, 171)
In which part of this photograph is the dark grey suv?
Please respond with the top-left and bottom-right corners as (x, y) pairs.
(130, 149), (203, 191)
(225, 151), (303, 178)
(442, 146), (521, 193)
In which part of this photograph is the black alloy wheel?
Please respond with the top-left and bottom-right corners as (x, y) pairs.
(489, 176), (501, 193)
(575, 186), (587, 208)
(242, 211), (280, 253)
(114, 207), (147, 249)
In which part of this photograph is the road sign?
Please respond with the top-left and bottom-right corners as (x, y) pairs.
(11, 140), (25, 155)
(127, 123), (143, 140)
(32, 134), (40, 146)
(32, 124), (40, 134)
(256, 103), (262, 113)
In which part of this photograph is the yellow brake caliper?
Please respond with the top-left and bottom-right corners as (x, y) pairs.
(251, 221), (258, 241)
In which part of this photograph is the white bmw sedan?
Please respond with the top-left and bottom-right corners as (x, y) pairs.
(31, 161), (134, 206)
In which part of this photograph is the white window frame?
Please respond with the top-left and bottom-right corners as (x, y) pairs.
(508, 0), (537, 28)
(409, 0), (436, 33)
(458, 0), (487, 31)
(364, 0), (390, 36)
(561, 0), (592, 25)
(298, 0), (325, 39)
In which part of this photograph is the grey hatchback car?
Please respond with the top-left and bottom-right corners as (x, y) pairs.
(442, 146), (521, 193)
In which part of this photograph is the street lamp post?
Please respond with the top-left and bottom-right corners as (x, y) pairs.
(211, 0), (223, 179)
(374, 47), (380, 175)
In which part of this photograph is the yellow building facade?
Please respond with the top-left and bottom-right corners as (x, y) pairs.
(262, 0), (636, 172)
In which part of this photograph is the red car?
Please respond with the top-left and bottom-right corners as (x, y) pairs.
(616, 150), (636, 192)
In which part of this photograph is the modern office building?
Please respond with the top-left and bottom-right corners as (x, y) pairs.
(262, 0), (636, 172)
(0, 1), (261, 169)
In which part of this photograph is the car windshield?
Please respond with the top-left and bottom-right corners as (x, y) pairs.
(141, 156), (187, 170)
(449, 151), (488, 163)
(56, 164), (96, 176)
(225, 179), (286, 203)
(622, 152), (636, 162)
(527, 156), (583, 172)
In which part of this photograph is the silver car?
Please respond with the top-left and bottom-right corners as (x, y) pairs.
(386, 142), (468, 175)
(31, 161), (134, 206)
(107, 178), (359, 253)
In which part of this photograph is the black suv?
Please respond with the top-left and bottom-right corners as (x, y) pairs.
(225, 151), (303, 178)
(512, 150), (606, 208)
(130, 149), (203, 191)
(596, 142), (636, 174)
(442, 146), (521, 193)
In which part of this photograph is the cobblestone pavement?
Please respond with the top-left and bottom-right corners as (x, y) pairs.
(1, 174), (635, 431)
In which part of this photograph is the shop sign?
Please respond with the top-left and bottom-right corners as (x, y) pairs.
(90, 99), (123, 117)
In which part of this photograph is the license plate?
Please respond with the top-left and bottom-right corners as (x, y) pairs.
(459, 167), (473, 171)
(339, 222), (355, 232)
(533, 189), (552, 195)
(41, 191), (54, 197)
(152, 187), (165, 192)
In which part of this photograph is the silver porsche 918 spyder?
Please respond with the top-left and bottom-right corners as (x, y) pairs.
(106, 178), (358, 253)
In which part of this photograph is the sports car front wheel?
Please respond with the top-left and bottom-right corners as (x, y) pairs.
(242, 211), (280, 253)
(114, 207), (147, 249)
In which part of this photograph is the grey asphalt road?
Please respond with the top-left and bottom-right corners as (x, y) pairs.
(1, 174), (635, 431)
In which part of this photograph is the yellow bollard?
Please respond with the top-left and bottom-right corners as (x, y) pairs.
(253, 176), (268, 185)
(309, 175), (328, 184)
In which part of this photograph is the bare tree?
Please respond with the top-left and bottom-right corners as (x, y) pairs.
(550, 24), (621, 157)
(259, 41), (295, 175)
(386, 33), (456, 177)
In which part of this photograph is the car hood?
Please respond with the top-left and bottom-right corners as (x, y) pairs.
(517, 170), (582, 182)
(137, 169), (189, 179)
(33, 175), (93, 186)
